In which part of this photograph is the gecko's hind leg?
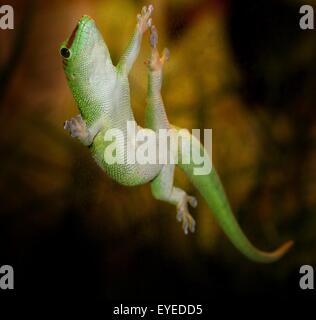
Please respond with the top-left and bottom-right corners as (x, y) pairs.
(151, 164), (197, 234)
(64, 115), (93, 146)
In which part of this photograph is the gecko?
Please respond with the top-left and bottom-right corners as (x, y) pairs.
(60, 5), (293, 263)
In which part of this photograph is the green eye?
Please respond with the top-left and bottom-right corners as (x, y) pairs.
(60, 47), (71, 59)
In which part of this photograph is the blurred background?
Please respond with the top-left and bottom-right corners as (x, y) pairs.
(0, 0), (315, 305)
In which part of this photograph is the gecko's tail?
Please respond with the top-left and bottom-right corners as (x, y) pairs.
(177, 131), (293, 263)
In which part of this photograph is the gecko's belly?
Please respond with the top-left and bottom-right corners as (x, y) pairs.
(95, 161), (160, 186)
(90, 131), (162, 186)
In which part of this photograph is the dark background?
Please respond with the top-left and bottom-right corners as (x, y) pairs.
(0, 0), (315, 309)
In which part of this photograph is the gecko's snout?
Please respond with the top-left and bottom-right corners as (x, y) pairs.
(61, 15), (95, 60)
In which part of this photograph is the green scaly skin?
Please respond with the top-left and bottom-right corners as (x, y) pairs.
(61, 6), (293, 263)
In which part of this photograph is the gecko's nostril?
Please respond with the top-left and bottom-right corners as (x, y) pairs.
(60, 47), (71, 59)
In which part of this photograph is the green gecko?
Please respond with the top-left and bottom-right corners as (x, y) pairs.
(61, 5), (293, 263)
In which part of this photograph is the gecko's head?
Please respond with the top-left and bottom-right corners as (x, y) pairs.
(60, 15), (111, 77)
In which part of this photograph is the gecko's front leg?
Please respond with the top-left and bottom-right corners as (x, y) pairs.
(117, 4), (153, 74)
(64, 115), (93, 146)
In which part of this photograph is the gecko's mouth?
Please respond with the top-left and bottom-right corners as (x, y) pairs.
(66, 16), (93, 49)
(66, 24), (79, 49)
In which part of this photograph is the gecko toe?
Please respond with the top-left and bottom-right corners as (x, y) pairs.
(189, 219), (196, 233)
(148, 4), (154, 15)
(176, 208), (183, 222)
(183, 223), (189, 235)
(64, 120), (69, 130)
(150, 25), (158, 48)
(188, 196), (198, 208)
(162, 48), (170, 61)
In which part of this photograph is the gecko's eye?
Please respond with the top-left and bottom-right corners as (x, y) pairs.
(60, 47), (71, 59)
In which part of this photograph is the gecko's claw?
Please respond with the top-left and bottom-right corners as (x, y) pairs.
(137, 4), (154, 34)
(176, 196), (196, 234)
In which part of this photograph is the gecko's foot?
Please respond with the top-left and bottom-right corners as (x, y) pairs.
(64, 115), (91, 144)
(147, 47), (170, 72)
(176, 195), (197, 234)
(137, 4), (153, 34)
(148, 26), (170, 72)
